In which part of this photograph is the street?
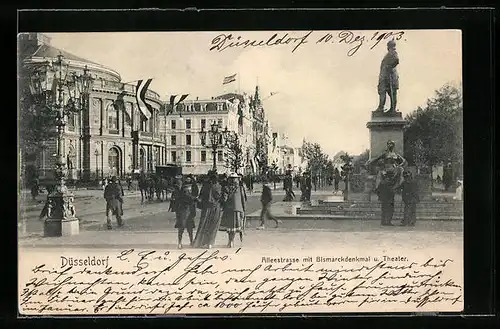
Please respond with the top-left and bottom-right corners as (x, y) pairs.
(19, 186), (462, 241)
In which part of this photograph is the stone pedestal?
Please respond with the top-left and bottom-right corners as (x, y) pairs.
(43, 189), (80, 237)
(365, 110), (406, 200)
(366, 111), (406, 159)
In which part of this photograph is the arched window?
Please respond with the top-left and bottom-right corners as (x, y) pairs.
(108, 147), (120, 177)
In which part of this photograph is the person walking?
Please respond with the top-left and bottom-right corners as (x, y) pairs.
(257, 181), (280, 229)
(104, 176), (124, 229)
(219, 173), (247, 248)
(175, 178), (197, 249)
(193, 170), (223, 249)
(283, 170), (295, 201)
(400, 171), (420, 226)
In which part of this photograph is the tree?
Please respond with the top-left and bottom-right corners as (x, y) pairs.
(404, 83), (463, 174)
(224, 133), (245, 173)
(352, 149), (370, 174)
(19, 67), (58, 182)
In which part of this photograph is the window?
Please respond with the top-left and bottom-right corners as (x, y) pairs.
(171, 151), (177, 163)
(108, 108), (119, 130)
(67, 114), (75, 131)
(186, 151), (192, 162)
(186, 119), (191, 129)
(218, 118), (223, 127)
(201, 119), (206, 129)
(186, 135), (192, 145)
(171, 120), (176, 129)
(201, 151), (207, 162)
(218, 150), (223, 161)
(171, 135), (177, 145)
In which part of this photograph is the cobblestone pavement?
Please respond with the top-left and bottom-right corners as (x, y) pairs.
(19, 226), (463, 251)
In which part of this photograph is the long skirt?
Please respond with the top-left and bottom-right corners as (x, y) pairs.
(192, 205), (222, 247)
(219, 211), (245, 233)
(175, 207), (195, 230)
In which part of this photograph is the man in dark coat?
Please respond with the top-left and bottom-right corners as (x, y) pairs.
(104, 176), (124, 229)
(400, 171), (420, 226)
(258, 181), (280, 229)
(377, 174), (395, 226)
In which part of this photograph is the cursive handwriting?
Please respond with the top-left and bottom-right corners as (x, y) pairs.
(209, 30), (406, 56)
(19, 250), (462, 314)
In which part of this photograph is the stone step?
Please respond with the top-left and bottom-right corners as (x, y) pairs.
(297, 209), (463, 216)
(246, 214), (463, 221)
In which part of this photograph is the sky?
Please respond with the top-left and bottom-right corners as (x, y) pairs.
(43, 30), (462, 156)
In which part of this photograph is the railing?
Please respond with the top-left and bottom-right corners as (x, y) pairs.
(93, 79), (160, 100)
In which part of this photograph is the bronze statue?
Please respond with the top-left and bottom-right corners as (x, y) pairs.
(365, 140), (407, 191)
(376, 39), (399, 113)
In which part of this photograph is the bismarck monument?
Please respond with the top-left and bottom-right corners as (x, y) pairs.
(365, 39), (407, 200)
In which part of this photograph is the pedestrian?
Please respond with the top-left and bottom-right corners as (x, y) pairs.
(30, 176), (39, 201)
(193, 170), (223, 249)
(126, 174), (132, 190)
(399, 171), (420, 226)
(334, 168), (341, 191)
(168, 174), (183, 212)
(377, 173), (395, 226)
(219, 173), (247, 247)
(104, 176), (124, 229)
(175, 178), (197, 249)
(258, 180), (280, 229)
(283, 170), (295, 201)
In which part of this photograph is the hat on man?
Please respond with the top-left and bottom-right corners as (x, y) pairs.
(110, 176), (118, 182)
(228, 172), (239, 179)
(175, 174), (183, 179)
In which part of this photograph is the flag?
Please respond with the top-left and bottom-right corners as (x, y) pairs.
(223, 73), (237, 85)
(135, 79), (153, 120)
(166, 95), (177, 115)
(175, 94), (189, 106)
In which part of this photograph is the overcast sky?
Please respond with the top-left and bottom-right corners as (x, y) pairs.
(44, 30), (462, 156)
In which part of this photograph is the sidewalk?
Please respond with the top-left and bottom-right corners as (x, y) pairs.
(18, 224), (462, 250)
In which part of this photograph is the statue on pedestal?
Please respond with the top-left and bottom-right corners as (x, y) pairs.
(376, 39), (399, 114)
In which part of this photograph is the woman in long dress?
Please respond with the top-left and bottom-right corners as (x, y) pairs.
(219, 173), (247, 248)
(193, 171), (222, 249)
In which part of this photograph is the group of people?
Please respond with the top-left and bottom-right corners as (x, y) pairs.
(102, 170), (282, 249)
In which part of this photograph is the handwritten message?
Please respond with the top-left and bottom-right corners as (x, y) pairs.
(19, 248), (463, 315)
(209, 30), (406, 56)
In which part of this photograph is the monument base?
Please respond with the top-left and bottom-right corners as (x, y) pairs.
(366, 110), (406, 160)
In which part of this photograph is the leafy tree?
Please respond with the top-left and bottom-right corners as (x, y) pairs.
(301, 141), (329, 174)
(404, 83), (463, 174)
(224, 133), (245, 173)
(352, 149), (370, 174)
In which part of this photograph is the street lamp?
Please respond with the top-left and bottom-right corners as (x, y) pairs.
(94, 149), (100, 182)
(76, 65), (93, 181)
(27, 54), (92, 237)
(199, 121), (230, 171)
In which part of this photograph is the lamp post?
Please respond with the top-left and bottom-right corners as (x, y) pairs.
(94, 149), (100, 182)
(26, 54), (92, 237)
(199, 121), (230, 171)
(77, 65), (93, 182)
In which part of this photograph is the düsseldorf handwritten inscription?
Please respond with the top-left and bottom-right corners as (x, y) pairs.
(209, 30), (406, 56)
(19, 249), (463, 314)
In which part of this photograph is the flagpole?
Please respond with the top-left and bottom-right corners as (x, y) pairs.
(238, 72), (241, 94)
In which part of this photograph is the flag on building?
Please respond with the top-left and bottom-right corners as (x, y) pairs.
(135, 79), (153, 119)
(166, 94), (189, 115)
(223, 73), (237, 85)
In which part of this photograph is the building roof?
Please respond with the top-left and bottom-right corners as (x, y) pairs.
(216, 93), (245, 103)
(31, 43), (104, 67)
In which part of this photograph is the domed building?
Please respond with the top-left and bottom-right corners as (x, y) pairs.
(19, 33), (166, 182)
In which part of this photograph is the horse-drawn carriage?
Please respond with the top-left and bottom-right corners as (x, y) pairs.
(136, 165), (182, 203)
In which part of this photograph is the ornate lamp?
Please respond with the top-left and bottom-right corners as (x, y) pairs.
(26, 53), (91, 237)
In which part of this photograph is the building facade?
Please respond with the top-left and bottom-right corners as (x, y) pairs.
(20, 33), (281, 181)
(20, 33), (166, 181)
(164, 92), (256, 175)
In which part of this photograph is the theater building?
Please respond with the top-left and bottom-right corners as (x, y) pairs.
(19, 33), (165, 181)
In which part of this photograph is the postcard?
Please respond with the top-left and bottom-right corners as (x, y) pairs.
(18, 29), (463, 315)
